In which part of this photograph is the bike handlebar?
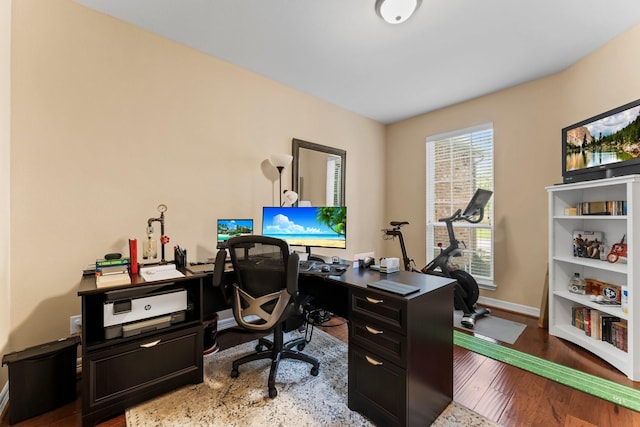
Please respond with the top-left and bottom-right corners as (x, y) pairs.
(437, 207), (485, 224)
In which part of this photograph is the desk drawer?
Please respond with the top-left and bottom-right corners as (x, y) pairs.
(348, 343), (406, 427)
(351, 288), (406, 333)
(84, 325), (202, 409)
(350, 318), (406, 367)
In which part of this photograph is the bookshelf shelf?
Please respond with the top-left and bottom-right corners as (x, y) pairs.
(552, 290), (626, 319)
(547, 175), (640, 380)
(552, 255), (628, 274)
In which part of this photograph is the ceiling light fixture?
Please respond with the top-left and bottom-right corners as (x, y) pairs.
(375, 0), (422, 24)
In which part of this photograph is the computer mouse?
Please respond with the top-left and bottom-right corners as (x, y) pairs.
(321, 265), (331, 272)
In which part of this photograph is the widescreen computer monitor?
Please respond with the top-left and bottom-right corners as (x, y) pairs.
(217, 219), (254, 248)
(261, 206), (346, 253)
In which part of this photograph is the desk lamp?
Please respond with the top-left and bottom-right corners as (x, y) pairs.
(269, 153), (293, 206)
(144, 204), (170, 263)
(282, 189), (298, 206)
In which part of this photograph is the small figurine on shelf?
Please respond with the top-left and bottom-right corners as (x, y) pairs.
(607, 235), (627, 263)
(568, 272), (586, 295)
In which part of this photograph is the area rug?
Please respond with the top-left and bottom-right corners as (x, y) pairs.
(126, 329), (499, 426)
(453, 310), (526, 344)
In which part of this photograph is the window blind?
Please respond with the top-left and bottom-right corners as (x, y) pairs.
(426, 123), (494, 285)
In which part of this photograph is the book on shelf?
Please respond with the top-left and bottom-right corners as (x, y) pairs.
(576, 200), (627, 216)
(600, 314), (621, 344)
(571, 306), (589, 331)
(98, 265), (128, 276)
(571, 306), (626, 350)
(96, 258), (131, 277)
(96, 257), (131, 268)
(96, 271), (131, 288)
(611, 321), (628, 352)
(590, 309), (601, 340)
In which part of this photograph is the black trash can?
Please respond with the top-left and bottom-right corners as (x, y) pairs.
(203, 313), (219, 355)
(2, 335), (80, 425)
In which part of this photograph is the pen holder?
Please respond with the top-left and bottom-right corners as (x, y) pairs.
(174, 248), (187, 269)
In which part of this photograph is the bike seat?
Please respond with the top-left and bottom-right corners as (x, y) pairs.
(390, 221), (409, 227)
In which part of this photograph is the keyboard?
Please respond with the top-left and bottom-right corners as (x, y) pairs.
(367, 280), (420, 296)
(299, 261), (349, 275)
(299, 260), (317, 271)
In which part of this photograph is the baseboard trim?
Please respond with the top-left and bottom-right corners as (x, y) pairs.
(478, 295), (540, 318)
(218, 316), (238, 331)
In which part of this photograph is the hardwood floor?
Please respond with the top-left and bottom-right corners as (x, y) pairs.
(2, 307), (639, 426)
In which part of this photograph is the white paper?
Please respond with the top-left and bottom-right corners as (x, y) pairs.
(140, 264), (185, 282)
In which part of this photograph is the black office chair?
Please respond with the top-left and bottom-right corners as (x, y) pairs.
(214, 235), (320, 398)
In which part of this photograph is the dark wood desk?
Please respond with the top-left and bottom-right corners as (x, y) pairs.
(301, 268), (455, 426)
(78, 266), (454, 427)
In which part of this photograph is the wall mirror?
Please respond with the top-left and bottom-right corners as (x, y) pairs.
(292, 138), (346, 206)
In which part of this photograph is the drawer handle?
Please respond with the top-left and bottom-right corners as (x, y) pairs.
(366, 296), (383, 304)
(365, 325), (384, 335)
(365, 355), (383, 366)
(140, 339), (161, 348)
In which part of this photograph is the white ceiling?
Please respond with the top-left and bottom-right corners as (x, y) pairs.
(74, 0), (640, 124)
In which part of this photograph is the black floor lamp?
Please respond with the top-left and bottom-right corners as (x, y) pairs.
(269, 153), (293, 206)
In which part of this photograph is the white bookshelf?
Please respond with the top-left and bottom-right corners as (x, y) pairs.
(547, 175), (640, 381)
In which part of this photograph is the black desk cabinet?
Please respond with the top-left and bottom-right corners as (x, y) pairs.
(78, 266), (454, 426)
(78, 273), (206, 426)
(346, 273), (454, 427)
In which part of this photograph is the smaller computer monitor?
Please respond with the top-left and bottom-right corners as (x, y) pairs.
(217, 219), (254, 248)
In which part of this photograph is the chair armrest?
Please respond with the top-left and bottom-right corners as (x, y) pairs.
(212, 249), (227, 288)
(287, 251), (300, 296)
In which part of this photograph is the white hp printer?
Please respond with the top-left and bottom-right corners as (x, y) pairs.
(103, 286), (187, 339)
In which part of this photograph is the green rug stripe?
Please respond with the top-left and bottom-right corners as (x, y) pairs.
(453, 330), (640, 412)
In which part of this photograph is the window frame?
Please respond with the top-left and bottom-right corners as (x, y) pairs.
(425, 123), (495, 289)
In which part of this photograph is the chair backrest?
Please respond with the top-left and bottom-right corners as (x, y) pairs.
(226, 235), (300, 331)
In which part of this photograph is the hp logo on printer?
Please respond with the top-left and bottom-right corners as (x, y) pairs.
(145, 304), (152, 311)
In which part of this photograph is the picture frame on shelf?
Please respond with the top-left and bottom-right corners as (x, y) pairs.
(573, 230), (605, 259)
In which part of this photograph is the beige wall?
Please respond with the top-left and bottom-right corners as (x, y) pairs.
(560, 25), (640, 130)
(7, 0), (386, 360)
(1, 0), (12, 388)
(5, 0), (640, 395)
(385, 23), (640, 311)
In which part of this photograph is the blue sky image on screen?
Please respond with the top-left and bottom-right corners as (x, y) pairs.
(217, 219), (253, 242)
(262, 207), (346, 249)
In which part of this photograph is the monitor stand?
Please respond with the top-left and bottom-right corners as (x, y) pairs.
(302, 246), (331, 264)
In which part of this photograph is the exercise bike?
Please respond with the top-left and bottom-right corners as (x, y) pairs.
(384, 189), (493, 329)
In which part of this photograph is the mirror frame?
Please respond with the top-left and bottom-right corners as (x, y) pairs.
(292, 138), (346, 206)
